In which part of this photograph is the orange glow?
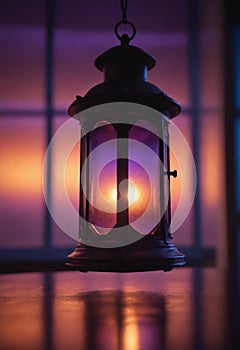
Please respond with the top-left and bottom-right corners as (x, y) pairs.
(169, 116), (193, 215)
(123, 314), (139, 350)
(98, 160), (151, 225)
(200, 115), (223, 206)
(0, 118), (45, 198)
(95, 176), (150, 226)
(109, 182), (139, 204)
(0, 274), (44, 349)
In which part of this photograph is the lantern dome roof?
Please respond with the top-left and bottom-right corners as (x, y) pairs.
(68, 43), (181, 118)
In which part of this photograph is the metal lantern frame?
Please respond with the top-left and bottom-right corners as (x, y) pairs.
(66, 19), (185, 272)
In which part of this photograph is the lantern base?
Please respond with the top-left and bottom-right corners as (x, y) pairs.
(66, 237), (185, 272)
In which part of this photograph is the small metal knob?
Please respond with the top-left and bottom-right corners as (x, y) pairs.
(164, 170), (177, 178)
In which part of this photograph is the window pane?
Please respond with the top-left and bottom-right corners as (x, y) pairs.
(0, 117), (45, 247)
(149, 45), (189, 109)
(200, 112), (225, 248)
(0, 0), (45, 110)
(199, 0), (224, 109)
(53, 28), (107, 110)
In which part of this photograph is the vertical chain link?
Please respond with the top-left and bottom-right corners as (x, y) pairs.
(115, 0), (136, 43)
(120, 0), (128, 22)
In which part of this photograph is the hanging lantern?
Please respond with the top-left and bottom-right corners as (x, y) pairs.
(66, 2), (185, 272)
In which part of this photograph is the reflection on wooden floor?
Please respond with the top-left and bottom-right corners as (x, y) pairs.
(0, 267), (240, 350)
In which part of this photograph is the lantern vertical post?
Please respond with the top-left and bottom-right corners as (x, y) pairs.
(114, 123), (132, 228)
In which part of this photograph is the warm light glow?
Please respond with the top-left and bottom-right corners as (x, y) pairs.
(128, 182), (139, 203)
(109, 181), (139, 205)
(200, 116), (223, 206)
(169, 117), (193, 214)
(124, 314), (139, 350)
(0, 118), (45, 198)
(88, 158), (152, 231)
(110, 188), (117, 202)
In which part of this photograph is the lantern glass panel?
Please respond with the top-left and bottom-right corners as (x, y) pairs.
(129, 120), (162, 234)
(88, 122), (117, 234)
(79, 115), (171, 239)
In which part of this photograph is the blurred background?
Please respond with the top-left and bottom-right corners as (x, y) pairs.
(0, 0), (239, 269)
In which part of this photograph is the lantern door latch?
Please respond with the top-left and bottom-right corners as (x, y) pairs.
(164, 170), (177, 178)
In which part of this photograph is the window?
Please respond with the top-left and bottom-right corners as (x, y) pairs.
(0, 0), (225, 266)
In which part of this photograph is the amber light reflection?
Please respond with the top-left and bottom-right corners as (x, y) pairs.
(123, 312), (139, 350)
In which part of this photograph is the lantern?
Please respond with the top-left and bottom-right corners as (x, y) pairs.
(66, 12), (185, 272)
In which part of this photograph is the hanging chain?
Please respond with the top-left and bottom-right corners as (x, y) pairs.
(121, 0), (128, 23)
(115, 0), (136, 44)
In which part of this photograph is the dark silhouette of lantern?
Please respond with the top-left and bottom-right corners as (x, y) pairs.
(66, 14), (185, 272)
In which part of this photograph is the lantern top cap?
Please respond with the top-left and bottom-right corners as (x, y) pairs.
(68, 41), (181, 119)
(95, 43), (156, 72)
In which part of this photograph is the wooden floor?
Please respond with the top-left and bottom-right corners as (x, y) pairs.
(0, 266), (239, 350)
